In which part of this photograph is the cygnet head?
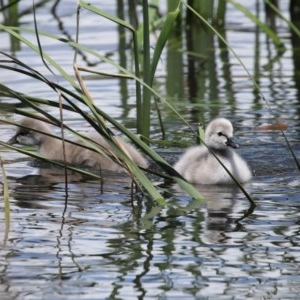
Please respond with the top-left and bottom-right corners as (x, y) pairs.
(204, 118), (239, 150)
(7, 117), (53, 146)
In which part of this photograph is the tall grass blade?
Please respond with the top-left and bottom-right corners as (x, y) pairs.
(0, 140), (102, 179)
(216, 0), (227, 25)
(0, 153), (10, 243)
(78, 0), (145, 138)
(32, 6), (71, 193)
(0, 25), (85, 97)
(0, 82), (168, 204)
(264, 0), (300, 40)
(141, 0), (151, 140)
(178, 2), (256, 203)
(77, 0), (142, 134)
(74, 3), (95, 106)
(184, 1), (300, 177)
(197, 123), (205, 145)
(78, 0), (135, 31)
(32, 2), (55, 76)
(0, 26), (193, 134)
(226, 0), (286, 52)
(90, 103), (206, 202)
(150, 7), (180, 85)
(0, 16), (206, 202)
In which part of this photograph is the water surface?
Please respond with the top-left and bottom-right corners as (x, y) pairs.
(1, 1), (300, 299)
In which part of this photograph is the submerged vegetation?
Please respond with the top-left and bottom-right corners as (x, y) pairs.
(0, 0), (299, 210)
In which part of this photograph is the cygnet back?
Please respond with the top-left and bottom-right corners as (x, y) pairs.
(8, 117), (148, 172)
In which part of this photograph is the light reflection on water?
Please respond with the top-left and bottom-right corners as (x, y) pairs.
(1, 1), (300, 299)
(1, 153), (300, 299)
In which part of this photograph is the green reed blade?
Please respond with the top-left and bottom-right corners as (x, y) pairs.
(0, 153), (10, 242)
(226, 0), (286, 52)
(150, 7), (180, 85)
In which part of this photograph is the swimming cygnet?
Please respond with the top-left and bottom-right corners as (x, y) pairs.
(8, 117), (148, 172)
(173, 118), (252, 184)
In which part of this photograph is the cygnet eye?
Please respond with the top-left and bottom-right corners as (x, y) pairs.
(18, 130), (28, 136)
(217, 132), (223, 136)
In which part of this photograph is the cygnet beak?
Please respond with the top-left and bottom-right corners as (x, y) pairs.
(7, 134), (19, 145)
(226, 136), (239, 149)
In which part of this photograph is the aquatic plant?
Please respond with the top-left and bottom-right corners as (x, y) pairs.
(0, 1), (205, 206)
(1, 0), (298, 214)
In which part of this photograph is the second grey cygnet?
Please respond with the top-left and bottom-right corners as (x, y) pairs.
(173, 118), (252, 184)
(8, 117), (148, 172)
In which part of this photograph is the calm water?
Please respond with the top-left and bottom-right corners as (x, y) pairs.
(1, 1), (300, 299)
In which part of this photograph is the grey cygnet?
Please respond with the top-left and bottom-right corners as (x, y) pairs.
(174, 118), (252, 184)
(8, 117), (148, 172)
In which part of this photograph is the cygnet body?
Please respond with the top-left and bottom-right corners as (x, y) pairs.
(173, 118), (251, 184)
(8, 117), (148, 171)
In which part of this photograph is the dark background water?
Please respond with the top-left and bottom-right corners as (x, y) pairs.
(1, 1), (300, 299)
